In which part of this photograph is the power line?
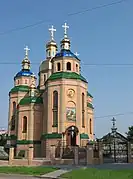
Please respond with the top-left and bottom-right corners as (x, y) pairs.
(68, 0), (126, 16)
(1, 111), (133, 127)
(81, 63), (133, 67)
(0, 20), (50, 36)
(0, 0), (127, 36)
(1, 62), (133, 67)
(95, 111), (133, 119)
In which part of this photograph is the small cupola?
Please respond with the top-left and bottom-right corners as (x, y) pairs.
(14, 46), (34, 79)
(60, 23), (70, 50)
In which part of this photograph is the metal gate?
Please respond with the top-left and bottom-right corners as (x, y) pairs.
(78, 147), (87, 165)
(103, 141), (128, 163)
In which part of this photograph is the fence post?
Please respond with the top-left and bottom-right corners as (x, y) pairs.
(98, 142), (103, 164)
(74, 146), (79, 165)
(28, 146), (33, 166)
(86, 143), (93, 165)
(9, 147), (14, 165)
(60, 147), (63, 159)
(46, 141), (51, 159)
(50, 145), (56, 165)
(127, 142), (131, 163)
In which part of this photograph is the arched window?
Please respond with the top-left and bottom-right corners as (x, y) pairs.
(23, 116), (27, 133)
(18, 80), (19, 85)
(53, 91), (58, 127)
(11, 118), (15, 131)
(67, 62), (71, 71)
(48, 51), (51, 57)
(25, 79), (27, 84)
(11, 101), (16, 130)
(90, 118), (92, 134)
(13, 102), (16, 114)
(11, 116), (15, 131)
(44, 74), (46, 84)
(52, 51), (55, 56)
(82, 93), (85, 127)
(76, 64), (78, 72)
(57, 63), (61, 71)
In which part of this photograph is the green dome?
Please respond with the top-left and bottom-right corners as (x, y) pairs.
(19, 96), (43, 105)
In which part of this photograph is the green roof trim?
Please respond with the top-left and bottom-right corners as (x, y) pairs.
(38, 89), (45, 94)
(87, 102), (94, 109)
(87, 92), (93, 98)
(10, 85), (30, 94)
(19, 96), (43, 105)
(17, 140), (41, 145)
(41, 133), (62, 140)
(48, 72), (87, 83)
(80, 133), (89, 139)
(7, 135), (17, 140)
(88, 140), (96, 144)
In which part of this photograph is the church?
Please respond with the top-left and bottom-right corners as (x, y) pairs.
(8, 23), (94, 158)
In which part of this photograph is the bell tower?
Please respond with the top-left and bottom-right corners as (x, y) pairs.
(39, 25), (58, 89)
(45, 22), (94, 149)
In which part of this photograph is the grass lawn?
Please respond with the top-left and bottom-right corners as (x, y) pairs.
(0, 166), (58, 176)
(61, 168), (133, 179)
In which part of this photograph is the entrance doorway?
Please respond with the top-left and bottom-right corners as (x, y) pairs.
(66, 126), (79, 146)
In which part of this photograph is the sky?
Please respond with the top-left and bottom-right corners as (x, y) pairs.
(0, 0), (133, 138)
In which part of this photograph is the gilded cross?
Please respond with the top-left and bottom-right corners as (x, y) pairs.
(24, 46), (30, 57)
(75, 52), (79, 56)
(49, 25), (56, 40)
(62, 22), (69, 37)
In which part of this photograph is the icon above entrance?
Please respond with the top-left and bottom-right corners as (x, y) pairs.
(65, 126), (79, 146)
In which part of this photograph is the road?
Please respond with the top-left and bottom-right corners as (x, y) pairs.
(0, 174), (40, 179)
(1, 163), (133, 178)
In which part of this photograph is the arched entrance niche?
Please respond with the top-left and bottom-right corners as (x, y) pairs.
(65, 126), (79, 146)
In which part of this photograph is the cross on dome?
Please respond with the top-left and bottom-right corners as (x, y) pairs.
(75, 52), (79, 56)
(24, 46), (30, 57)
(111, 117), (117, 133)
(111, 117), (116, 128)
(62, 22), (69, 38)
(49, 25), (56, 40)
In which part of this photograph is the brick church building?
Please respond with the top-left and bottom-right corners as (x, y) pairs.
(8, 23), (94, 158)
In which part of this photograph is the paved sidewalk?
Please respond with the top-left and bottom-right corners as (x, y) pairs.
(40, 169), (71, 178)
(0, 174), (38, 178)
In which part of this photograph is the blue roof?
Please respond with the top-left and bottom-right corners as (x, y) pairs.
(15, 70), (33, 78)
(55, 49), (80, 60)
